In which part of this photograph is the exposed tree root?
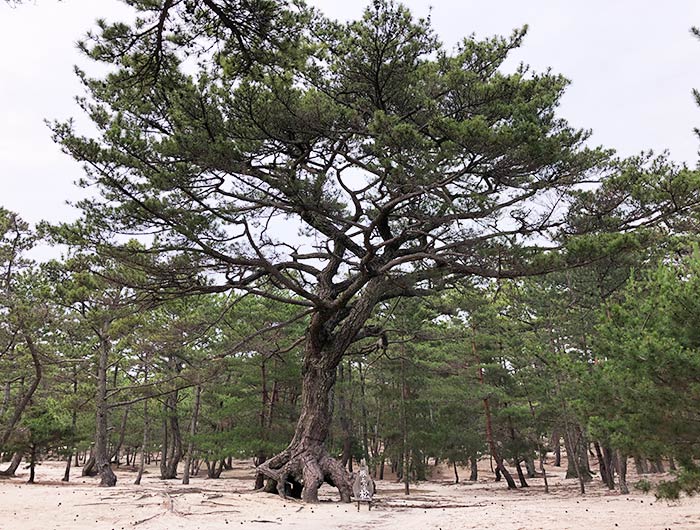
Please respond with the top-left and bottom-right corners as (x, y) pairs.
(257, 445), (351, 503)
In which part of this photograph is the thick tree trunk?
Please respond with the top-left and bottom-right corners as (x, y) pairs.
(602, 445), (616, 489)
(159, 412), (168, 478)
(255, 454), (267, 489)
(257, 285), (387, 503)
(257, 350), (352, 503)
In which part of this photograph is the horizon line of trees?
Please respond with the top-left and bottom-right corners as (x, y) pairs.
(2, 207), (700, 499)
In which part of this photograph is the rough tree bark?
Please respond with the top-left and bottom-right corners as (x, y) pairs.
(257, 351), (352, 502)
(257, 282), (387, 503)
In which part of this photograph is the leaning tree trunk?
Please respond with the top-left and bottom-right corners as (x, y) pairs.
(62, 451), (73, 482)
(82, 452), (96, 476)
(0, 333), (42, 451)
(257, 348), (352, 503)
(0, 450), (22, 476)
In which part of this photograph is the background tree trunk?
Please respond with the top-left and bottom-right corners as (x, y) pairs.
(469, 455), (478, 481)
(0, 451), (22, 476)
(135, 396), (150, 485)
(160, 390), (182, 479)
(110, 406), (130, 465)
(182, 385), (201, 485)
(615, 451), (629, 494)
(0, 334), (41, 451)
(95, 333), (116, 487)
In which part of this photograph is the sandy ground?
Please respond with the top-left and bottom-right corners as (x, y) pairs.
(0, 459), (699, 530)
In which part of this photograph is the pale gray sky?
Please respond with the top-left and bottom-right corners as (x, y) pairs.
(2, 0), (700, 227)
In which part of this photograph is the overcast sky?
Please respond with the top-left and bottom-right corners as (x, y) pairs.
(2, 0), (700, 228)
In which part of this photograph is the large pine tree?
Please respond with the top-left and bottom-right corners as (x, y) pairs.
(51, 1), (700, 501)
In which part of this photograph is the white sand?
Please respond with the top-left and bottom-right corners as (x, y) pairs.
(0, 459), (698, 530)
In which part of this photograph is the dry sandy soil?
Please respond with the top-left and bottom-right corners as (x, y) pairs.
(1, 459), (699, 530)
